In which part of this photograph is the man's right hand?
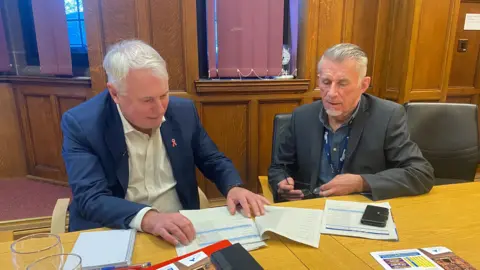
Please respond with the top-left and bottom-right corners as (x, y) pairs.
(277, 177), (304, 201)
(141, 210), (195, 246)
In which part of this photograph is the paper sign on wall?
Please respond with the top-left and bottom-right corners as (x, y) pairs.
(464, 13), (480, 30)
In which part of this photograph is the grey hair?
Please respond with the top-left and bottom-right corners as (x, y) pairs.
(318, 43), (368, 78)
(103, 39), (168, 93)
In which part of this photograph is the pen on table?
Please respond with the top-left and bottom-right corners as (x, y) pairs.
(283, 163), (293, 186)
(101, 262), (151, 270)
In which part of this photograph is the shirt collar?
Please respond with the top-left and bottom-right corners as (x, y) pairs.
(319, 97), (362, 128)
(117, 104), (166, 135)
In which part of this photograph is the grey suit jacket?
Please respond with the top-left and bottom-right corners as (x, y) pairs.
(268, 94), (434, 202)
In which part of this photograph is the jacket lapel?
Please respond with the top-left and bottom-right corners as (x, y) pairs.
(309, 103), (324, 188)
(160, 114), (186, 195)
(344, 95), (370, 169)
(104, 98), (129, 193)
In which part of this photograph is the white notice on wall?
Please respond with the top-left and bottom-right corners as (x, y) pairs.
(464, 13), (480, 30)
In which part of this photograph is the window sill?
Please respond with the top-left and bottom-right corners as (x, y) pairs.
(195, 79), (310, 95)
(0, 74), (91, 86)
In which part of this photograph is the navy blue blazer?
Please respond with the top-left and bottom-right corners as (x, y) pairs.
(61, 90), (242, 231)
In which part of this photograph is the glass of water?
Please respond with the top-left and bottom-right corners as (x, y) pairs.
(26, 253), (82, 270)
(11, 233), (63, 269)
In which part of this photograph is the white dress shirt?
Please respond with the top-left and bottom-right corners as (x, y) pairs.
(117, 105), (183, 231)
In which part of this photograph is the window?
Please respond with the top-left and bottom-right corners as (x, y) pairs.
(18, 0), (40, 66)
(3, 0), (89, 76)
(64, 0), (89, 76)
(196, 0), (298, 79)
(64, 0), (87, 52)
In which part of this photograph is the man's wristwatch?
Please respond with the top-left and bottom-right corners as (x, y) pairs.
(226, 183), (244, 194)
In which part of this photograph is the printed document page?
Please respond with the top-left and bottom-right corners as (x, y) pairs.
(176, 207), (264, 256)
(321, 200), (398, 240)
(254, 205), (323, 248)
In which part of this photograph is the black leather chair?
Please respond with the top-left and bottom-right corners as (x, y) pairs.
(261, 113), (292, 201)
(404, 102), (479, 185)
(271, 113), (293, 164)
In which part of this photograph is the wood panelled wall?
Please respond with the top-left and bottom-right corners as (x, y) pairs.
(0, 78), (90, 184)
(14, 78), (90, 183)
(0, 0), (478, 200)
(0, 83), (25, 177)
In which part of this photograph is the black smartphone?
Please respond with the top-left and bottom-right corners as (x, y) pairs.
(360, 205), (389, 227)
(300, 189), (316, 199)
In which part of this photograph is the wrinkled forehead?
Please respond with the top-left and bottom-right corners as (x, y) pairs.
(317, 58), (360, 80)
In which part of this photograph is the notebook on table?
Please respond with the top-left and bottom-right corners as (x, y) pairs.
(68, 229), (136, 270)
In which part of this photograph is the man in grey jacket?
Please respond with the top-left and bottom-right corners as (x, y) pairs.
(268, 43), (434, 202)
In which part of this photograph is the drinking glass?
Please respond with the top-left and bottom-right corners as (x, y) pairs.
(11, 233), (63, 269)
(26, 253), (82, 270)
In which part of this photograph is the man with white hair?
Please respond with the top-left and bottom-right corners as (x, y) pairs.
(61, 40), (269, 246)
(268, 43), (434, 202)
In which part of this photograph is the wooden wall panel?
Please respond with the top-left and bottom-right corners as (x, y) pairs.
(0, 83), (26, 178)
(258, 101), (301, 178)
(199, 102), (249, 198)
(100, 0), (137, 47)
(447, 95), (478, 104)
(85, 0), (196, 94)
(449, 2), (480, 88)
(412, 0), (454, 91)
(316, 0), (345, 59)
(313, 0), (388, 97)
(58, 97), (86, 117)
(351, 0), (380, 78)
(385, 0), (415, 97)
(22, 95), (63, 181)
(13, 81), (90, 184)
(150, 0), (186, 91)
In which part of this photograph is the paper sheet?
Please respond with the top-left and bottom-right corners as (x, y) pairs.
(176, 207), (264, 256)
(464, 13), (480, 30)
(254, 205), (323, 248)
(321, 200), (398, 240)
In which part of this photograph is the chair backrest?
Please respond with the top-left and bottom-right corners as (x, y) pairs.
(404, 102), (479, 184)
(271, 113), (292, 163)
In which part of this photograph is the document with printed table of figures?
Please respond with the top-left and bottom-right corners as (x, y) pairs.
(371, 246), (476, 270)
(176, 205), (323, 256)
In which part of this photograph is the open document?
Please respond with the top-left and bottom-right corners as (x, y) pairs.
(176, 205), (323, 256)
(255, 205), (323, 248)
(321, 200), (398, 240)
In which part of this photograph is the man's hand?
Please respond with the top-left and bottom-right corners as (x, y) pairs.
(141, 210), (195, 246)
(277, 177), (304, 201)
(226, 187), (270, 217)
(319, 174), (369, 197)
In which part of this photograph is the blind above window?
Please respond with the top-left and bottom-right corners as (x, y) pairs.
(207, 0), (285, 78)
(0, 11), (10, 72)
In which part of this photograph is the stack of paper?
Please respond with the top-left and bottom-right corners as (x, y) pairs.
(321, 200), (398, 240)
(68, 229), (136, 270)
(176, 205), (323, 256)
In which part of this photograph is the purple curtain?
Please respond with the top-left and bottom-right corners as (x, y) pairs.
(207, 0), (284, 78)
(31, 0), (72, 75)
(0, 11), (10, 72)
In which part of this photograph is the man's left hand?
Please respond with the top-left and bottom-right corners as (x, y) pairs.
(226, 187), (270, 217)
(319, 174), (369, 197)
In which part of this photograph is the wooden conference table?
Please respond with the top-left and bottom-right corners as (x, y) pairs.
(0, 182), (479, 269)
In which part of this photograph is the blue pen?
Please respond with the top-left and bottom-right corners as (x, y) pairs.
(101, 262), (151, 270)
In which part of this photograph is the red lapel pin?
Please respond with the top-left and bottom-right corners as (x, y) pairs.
(171, 139), (177, 147)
